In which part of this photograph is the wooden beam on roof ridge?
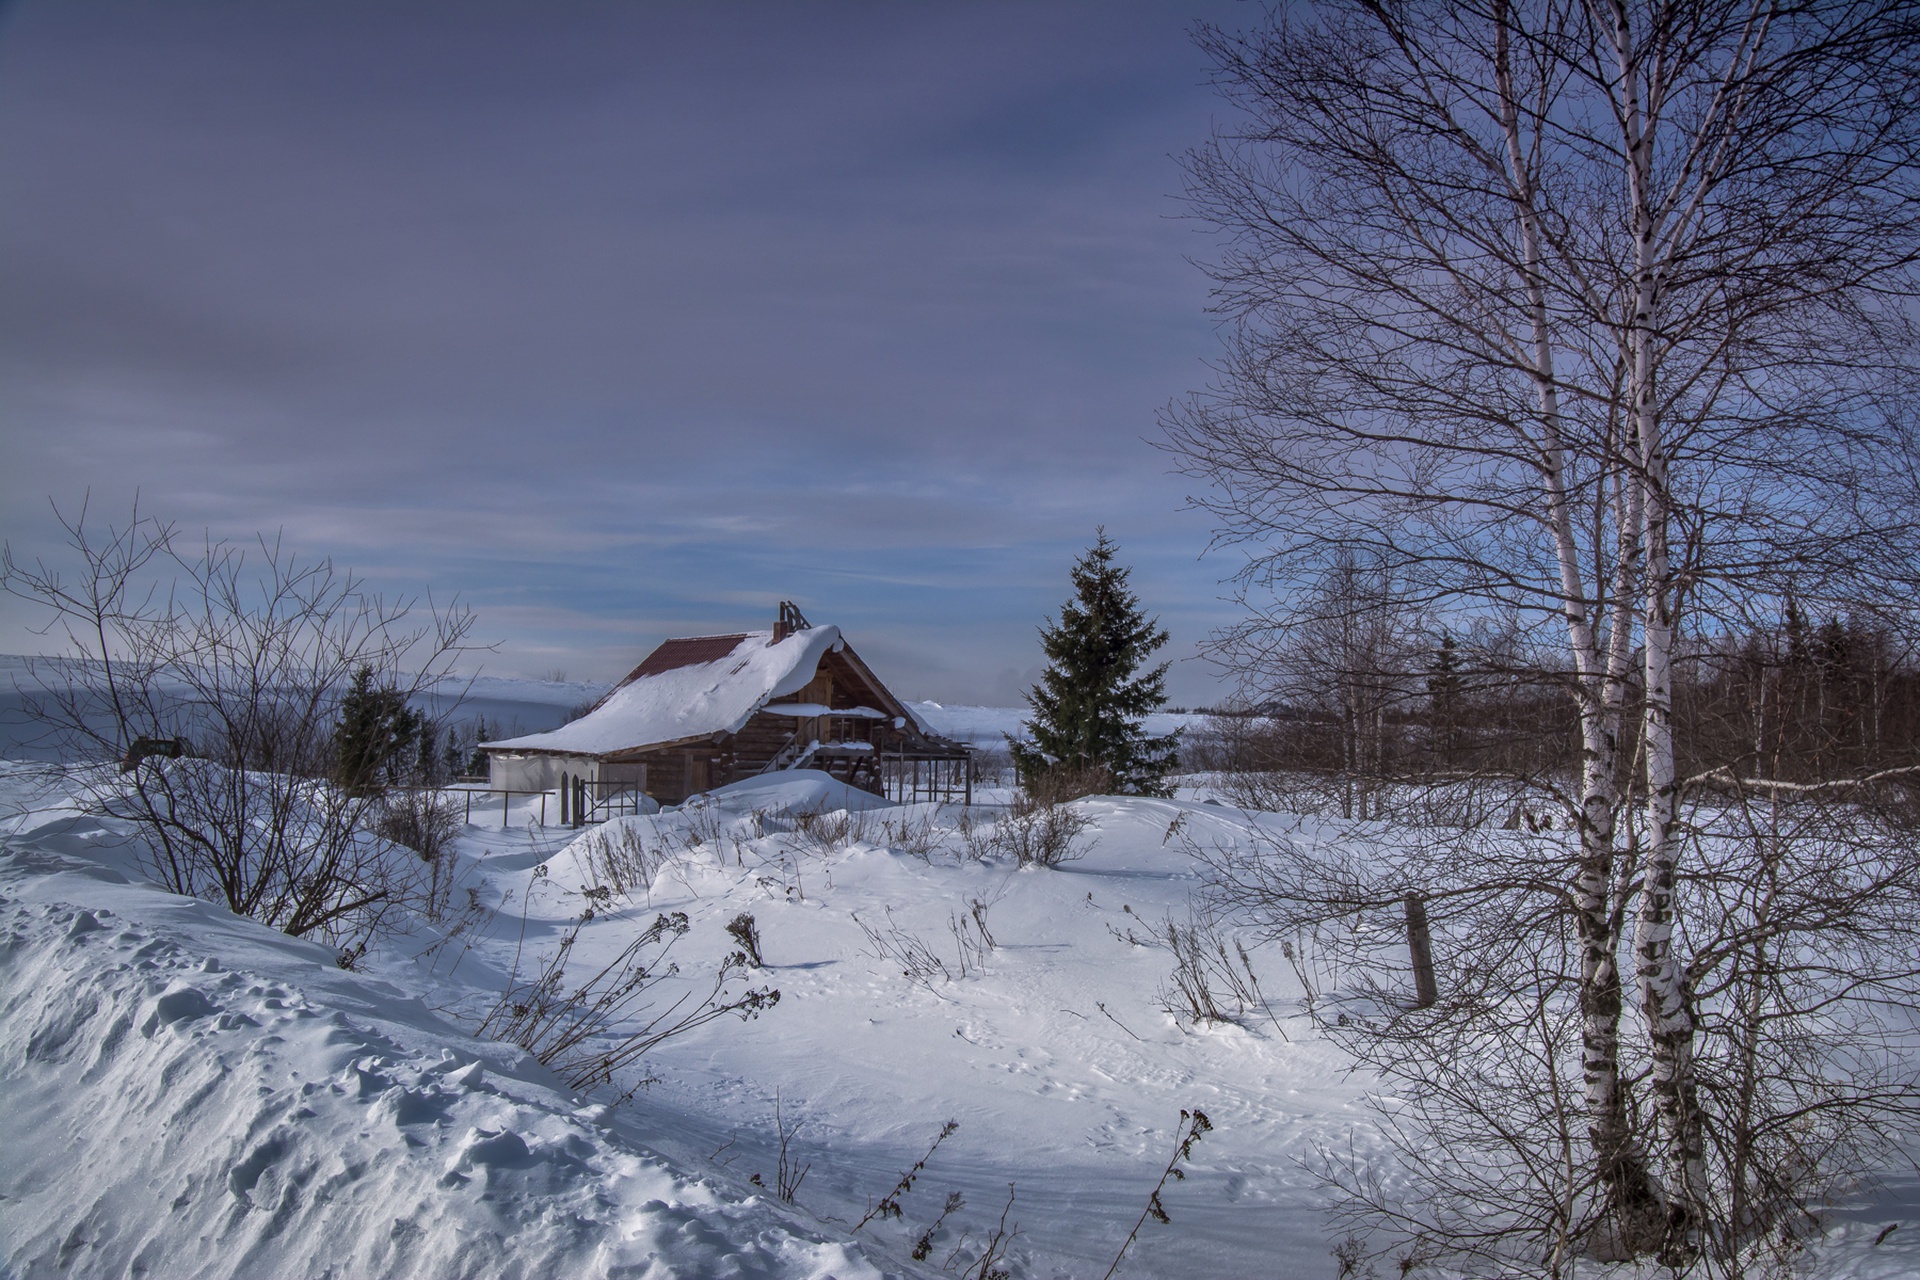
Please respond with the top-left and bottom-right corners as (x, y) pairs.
(825, 642), (912, 724)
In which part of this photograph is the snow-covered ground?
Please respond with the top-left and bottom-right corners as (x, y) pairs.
(3, 754), (1914, 1278)
(0, 766), (884, 1280)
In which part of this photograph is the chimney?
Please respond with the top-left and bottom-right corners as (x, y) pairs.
(772, 600), (810, 645)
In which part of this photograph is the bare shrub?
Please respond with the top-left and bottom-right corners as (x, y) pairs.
(374, 790), (462, 861)
(912, 1191), (966, 1262)
(947, 897), (997, 978)
(1212, 762), (1565, 836)
(861, 891), (1004, 985)
(1211, 770), (1340, 818)
(479, 885), (780, 1100)
(789, 807), (874, 856)
(745, 1089), (812, 1203)
(772, 1090), (810, 1203)
(1024, 761), (1111, 806)
(968, 742), (1015, 788)
(1179, 711), (1284, 775)
(1102, 1109), (1213, 1280)
(853, 908), (950, 988)
(1113, 907), (1283, 1033)
(876, 810), (947, 862)
(1, 502), (474, 951)
(410, 873), (498, 976)
(676, 802), (734, 858)
(966, 895), (997, 947)
(950, 1185), (1019, 1280)
(1158, 916), (1233, 1026)
(372, 789), (465, 919)
(954, 809), (987, 861)
(579, 821), (666, 901)
(976, 793), (1091, 868)
(745, 807), (785, 839)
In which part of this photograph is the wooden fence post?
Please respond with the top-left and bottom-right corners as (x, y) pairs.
(1405, 893), (1438, 1008)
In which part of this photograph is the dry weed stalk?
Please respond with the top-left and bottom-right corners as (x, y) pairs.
(853, 1119), (960, 1231)
(1102, 1108), (1213, 1280)
(854, 908), (951, 987)
(479, 873), (779, 1100)
(578, 821), (666, 902)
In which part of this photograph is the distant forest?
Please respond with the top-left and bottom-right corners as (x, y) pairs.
(1187, 611), (1919, 794)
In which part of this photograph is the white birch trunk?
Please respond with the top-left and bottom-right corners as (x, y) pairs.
(1492, 6), (1659, 1244)
(1597, 0), (1709, 1249)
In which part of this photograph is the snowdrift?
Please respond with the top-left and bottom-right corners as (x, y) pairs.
(693, 768), (898, 818)
(0, 806), (889, 1279)
(4, 758), (1913, 1279)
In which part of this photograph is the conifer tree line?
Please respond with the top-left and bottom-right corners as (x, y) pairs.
(1192, 605), (1920, 795)
(332, 664), (436, 793)
(332, 673), (493, 788)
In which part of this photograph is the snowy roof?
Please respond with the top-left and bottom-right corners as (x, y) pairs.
(483, 626), (851, 756)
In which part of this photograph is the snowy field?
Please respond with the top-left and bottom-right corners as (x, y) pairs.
(3, 753), (1915, 1278)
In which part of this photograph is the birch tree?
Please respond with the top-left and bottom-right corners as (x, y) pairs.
(1220, 550), (1423, 818)
(1166, 0), (1920, 1266)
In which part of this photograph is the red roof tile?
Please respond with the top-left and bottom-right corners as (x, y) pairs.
(619, 634), (751, 685)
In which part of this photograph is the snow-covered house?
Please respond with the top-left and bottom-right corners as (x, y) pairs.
(480, 605), (968, 804)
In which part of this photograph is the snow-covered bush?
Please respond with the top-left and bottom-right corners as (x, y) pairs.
(1, 504), (474, 953)
(961, 793), (1089, 868)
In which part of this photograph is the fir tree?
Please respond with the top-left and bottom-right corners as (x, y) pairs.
(1428, 633), (1462, 765)
(441, 716), (492, 780)
(333, 664), (423, 793)
(1012, 531), (1178, 795)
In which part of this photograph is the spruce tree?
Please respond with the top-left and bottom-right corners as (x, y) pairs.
(1427, 633), (1462, 766)
(1012, 531), (1178, 796)
(333, 664), (422, 793)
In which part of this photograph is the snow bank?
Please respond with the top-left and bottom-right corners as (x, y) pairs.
(692, 768), (898, 818)
(0, 822), (891, 1278)
(6, 758), (1912, 1280)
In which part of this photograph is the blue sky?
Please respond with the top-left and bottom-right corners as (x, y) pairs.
(0, 0), (1262, 706)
